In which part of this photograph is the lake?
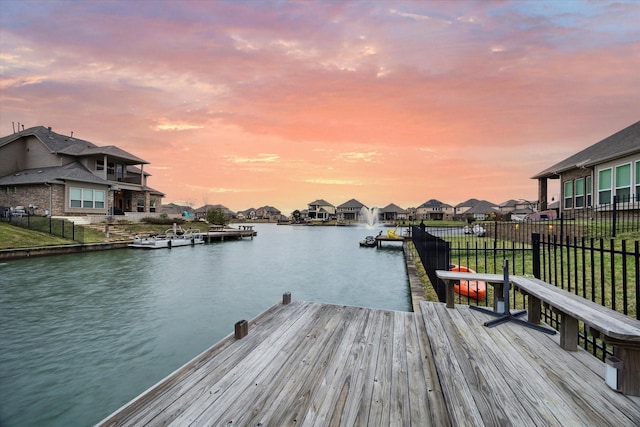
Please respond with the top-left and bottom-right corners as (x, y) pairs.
(0, 223), (411, 426)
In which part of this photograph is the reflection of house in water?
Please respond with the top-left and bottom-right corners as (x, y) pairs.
(0, 126), (164, 219)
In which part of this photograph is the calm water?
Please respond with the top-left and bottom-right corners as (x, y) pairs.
(0, 223), (410, 426)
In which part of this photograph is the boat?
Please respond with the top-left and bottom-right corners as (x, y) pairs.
(359, 236), (377, 247)
(449, 264), (487, 301)
(129, 226), (204, 249)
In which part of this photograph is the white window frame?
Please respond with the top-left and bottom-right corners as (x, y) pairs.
(615, 163), (632, 203)
(563, 180), (573, 209)
(69, 187), (106, 209)
(575, 178), (584, 209)
(598, 168), (612, 205)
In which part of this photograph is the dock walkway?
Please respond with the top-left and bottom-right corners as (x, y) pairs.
(99, 299), (640, 426)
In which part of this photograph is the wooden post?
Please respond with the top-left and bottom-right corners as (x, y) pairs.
(283, 292), (292, 305)
(235, 320), (248, 339)
(559, 313), (578, 351)
(445, 281), (454, 309)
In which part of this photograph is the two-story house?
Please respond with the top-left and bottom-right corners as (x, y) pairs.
(336, 198), (367, 222)
(532, 121), (640, 215)
(0, 126), (164, 218)
(307, 199), (335, 221)
(379, 203), (408, 222)
(416, 199), (454, 221)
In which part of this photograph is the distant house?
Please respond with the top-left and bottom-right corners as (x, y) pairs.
(416, 199), (453, 221)
(455, 199), (499, 221)
(336, 198), (367, 221)
(0, 126), (164, 218)
(307, 199), (335, 221)
(162, 202), (195, 217)
(194, 204), (236, 220)
(379, 203), (408, 222)
(499, 199), (537, 221)
(532, 121), (640, 214)
(255, 205), (282, 221)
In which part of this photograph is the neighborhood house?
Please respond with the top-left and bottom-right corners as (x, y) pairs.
(0, 126), (164, 219)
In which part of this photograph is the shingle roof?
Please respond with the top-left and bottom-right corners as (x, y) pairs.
(465, 200), (500, 214)
(0, 162), (110, 186)
(419, 199), (451, 209)
(308, 199), (334, 207)
(337, 198), (366, 209)
(532, 121), (640, 179)
(0, 126), (149, 164)
(380, 203), (407, 213)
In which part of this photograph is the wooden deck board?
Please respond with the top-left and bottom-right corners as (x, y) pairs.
(99, 299), (640, 427)
(422, 301), (640, 427)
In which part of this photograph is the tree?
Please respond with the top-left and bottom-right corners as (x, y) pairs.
(207, 208), (229, 225)
(292, 210), (301, 223)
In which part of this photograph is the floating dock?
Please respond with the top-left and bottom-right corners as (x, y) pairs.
(98, 294), (640, 426)
(199, 225), (256, 242)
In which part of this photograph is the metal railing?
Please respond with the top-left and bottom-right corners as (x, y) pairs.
(2, 215), (85, 243)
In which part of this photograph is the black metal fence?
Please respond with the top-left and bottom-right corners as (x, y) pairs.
(412, 222), (639, 360)
(1, 215), (85, 243)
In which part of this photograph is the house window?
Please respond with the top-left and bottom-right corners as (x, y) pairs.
(136, 198), (145, 212)
(563, 180), (573, 209)
(96, 160), (104, 171)
(598, 168), (612, 205)
(69, 187), (106, 209)
(107, 162), (115, 175)
(116, 164), (124, 181)
(636, 161), (640, 200)
(615, 163), (631, 203)
(575, 178), (584, 209)
(586, 176), (592, 207)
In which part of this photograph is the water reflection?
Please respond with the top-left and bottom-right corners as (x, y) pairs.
(0, 223), (409, 426)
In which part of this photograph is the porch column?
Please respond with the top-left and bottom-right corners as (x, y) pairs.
(538, 178), (548, 211)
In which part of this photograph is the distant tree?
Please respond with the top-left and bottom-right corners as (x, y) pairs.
(292, 210), (301, 222)
(207, 208), (229, 225)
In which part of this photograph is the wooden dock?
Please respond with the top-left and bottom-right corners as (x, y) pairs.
(199, 225), (256, 243)
(98, 297), (640, 426)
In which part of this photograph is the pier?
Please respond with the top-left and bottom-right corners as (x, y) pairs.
(199, 225), (256, 242)
(98, 294), (640, 426)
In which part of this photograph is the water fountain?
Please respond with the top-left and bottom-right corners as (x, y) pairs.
(359, 206), (380, 229)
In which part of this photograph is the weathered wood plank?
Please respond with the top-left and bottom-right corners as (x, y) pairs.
(420, 302), (485, 426)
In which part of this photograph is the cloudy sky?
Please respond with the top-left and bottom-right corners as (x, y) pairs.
(1, 0), (639, 214)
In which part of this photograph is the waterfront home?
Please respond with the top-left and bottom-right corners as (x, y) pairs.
(336, 198), (367, 222)
(454, 198), (499, 220)
(307, 199), (335, 221)
(194, 204), (236, 220)
(0, 126), (164, 219)
(416, 199), (454, 221)
(532, 120), (640, 213)
(499, 199), (537, 221)
(379, 203), (408, 222)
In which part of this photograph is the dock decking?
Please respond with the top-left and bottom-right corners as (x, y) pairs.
(99, 299), (640, 426)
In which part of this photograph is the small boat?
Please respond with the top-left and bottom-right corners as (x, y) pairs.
(129, 226), (204, 249)
(359, 236), (376, 247)
(449, 264), (487, 301)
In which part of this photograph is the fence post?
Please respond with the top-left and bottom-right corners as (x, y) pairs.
(532, 233), (541, 279)
(612, 195), (617, 238)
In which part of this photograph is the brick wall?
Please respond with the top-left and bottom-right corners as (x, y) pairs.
(0, 184), (65, 215)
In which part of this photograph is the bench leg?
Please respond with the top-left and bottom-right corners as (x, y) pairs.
(607, 338), (640, 396)
(445, 280), (455, 309)
(559, 314), (578, 351)
(527, 296), (541, 324)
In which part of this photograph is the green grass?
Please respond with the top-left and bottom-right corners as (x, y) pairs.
(0, 222), (75, 248)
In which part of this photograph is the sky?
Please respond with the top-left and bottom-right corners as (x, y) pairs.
(1, 0), (639, 214)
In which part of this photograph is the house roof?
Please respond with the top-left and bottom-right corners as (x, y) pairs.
(337, 198), (366, 209)
(455, 198), (481, 208)
(0, 126), (149, 164)
(532, 121), (640, 179)
(0, 162), (110, 186)
(308, 199), (334, 207)
(380, 203), (407, 213)
(418, 199), (451, 209)
(464, 200), (500, 215)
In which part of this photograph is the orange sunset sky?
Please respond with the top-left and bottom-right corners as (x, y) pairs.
(1, 0), (639, 215)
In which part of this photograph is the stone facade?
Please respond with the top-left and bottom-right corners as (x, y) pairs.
(0, 183), (65, 216)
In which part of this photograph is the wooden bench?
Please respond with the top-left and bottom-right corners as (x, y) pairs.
(436, 270), (640, 396)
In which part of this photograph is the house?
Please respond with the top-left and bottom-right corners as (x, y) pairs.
(162, 202), (195, 218)
(255, 205), (282, 221)
(307, 199), (335, 221)
(416, 199), (454, 221)
(0, 126), (163, 218)
(532, 121), (640, 214)
(499, 199), (537, 221)
(194, 204), (236, 220)
(336, 198), (367, 221)
(379, 203), (408, 222)
(455, 199), (499, 221)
